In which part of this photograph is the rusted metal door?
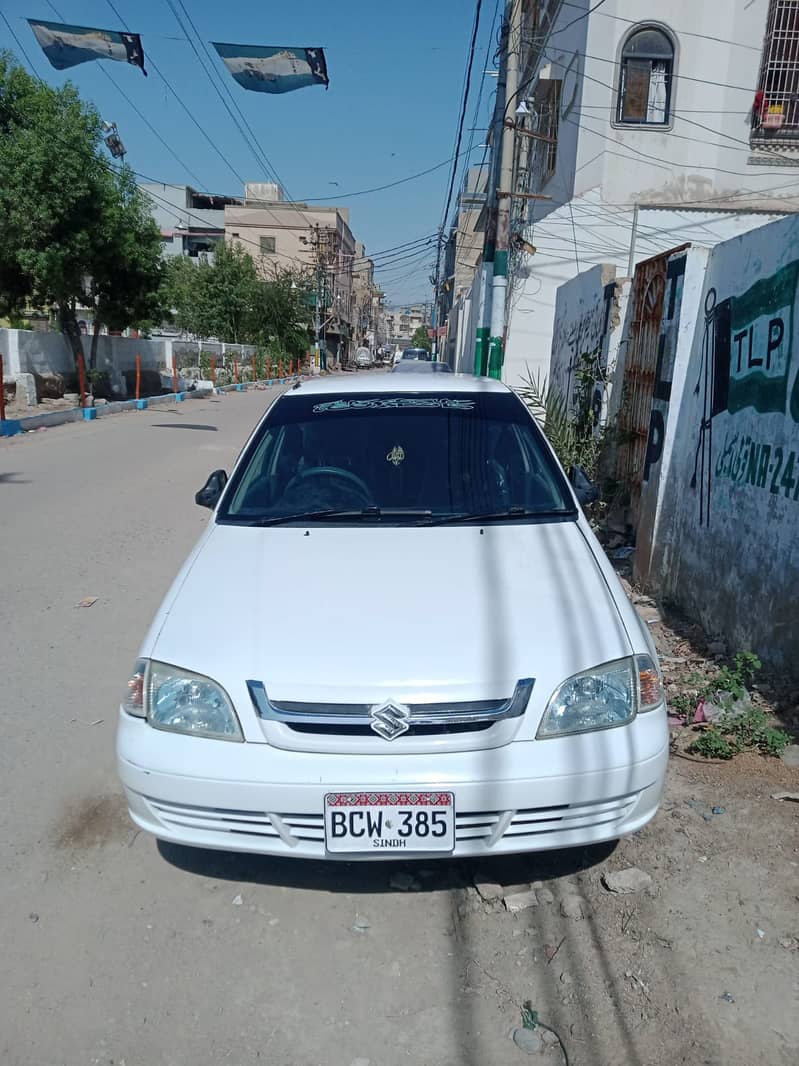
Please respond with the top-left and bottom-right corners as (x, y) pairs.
(616, 247), (687, 523)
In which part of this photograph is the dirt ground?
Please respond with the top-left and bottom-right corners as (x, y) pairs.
(1, 393), (797, 1066)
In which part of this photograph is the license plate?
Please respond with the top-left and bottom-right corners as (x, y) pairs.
(324, 791), (455, 854)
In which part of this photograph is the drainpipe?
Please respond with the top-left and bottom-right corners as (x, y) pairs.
(488, 0), (521, 380)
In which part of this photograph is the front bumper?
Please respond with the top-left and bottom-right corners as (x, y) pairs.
(117, 709), (669, 859)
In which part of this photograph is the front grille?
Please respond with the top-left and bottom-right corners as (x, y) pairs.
(247, 678), (534, 738)
(287, 721), (493, 737)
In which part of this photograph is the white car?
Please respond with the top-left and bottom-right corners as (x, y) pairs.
(353, 347), (372, 368)
(117, 375), (668, 859)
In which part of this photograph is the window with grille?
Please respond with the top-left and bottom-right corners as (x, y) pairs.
(529, 78), (561, 187)
(260, 235), (276, 254)
(617, 27), (674, 125)
(752, 0), (799, 145)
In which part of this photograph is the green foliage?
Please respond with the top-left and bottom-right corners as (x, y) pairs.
(163, 245), (312, 354)
(516, 364), (605, 481)
(0, 52), (165, 366)
(691, 705), (791, 760)
(688, 651), (789, 759)
(410, 325), (431, 351)
(715, 652), (761, 700)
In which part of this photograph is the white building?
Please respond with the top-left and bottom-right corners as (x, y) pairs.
(481, 0), (799, 389)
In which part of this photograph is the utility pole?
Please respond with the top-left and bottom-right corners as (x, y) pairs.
(474, 2), (510, 376)
(488, 0), (521, 380)
(431, 231), (443, 360)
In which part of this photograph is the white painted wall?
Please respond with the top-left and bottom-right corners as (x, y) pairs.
(505, 194), (786, 389)
(639, 215), (799, 665)
(0, 329), (173, 397)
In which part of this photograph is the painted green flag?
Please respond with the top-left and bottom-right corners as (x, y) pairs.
(727, 260), (799, 416)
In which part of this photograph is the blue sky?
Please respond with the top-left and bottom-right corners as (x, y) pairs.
(3, 0), (500, 304)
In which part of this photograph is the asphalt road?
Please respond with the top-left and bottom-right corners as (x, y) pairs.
(1, 386), (532, 1066)
(4, 386), (795, 1066)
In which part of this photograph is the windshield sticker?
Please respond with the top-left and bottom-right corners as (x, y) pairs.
(386, 444), (406, 467)
(312, 397), (477, 413)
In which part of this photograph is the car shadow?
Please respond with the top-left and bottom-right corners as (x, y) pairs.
(156, 838), (616, 893)
(149, 423), (218, 432)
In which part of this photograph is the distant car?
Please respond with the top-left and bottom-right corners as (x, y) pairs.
(401, 347), (432, 362)
(392, 360), (453, 373)
(118, 374), (667, 861)
(354, 347), (372, 368)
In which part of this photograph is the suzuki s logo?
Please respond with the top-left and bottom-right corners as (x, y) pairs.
(369, 700), (411, 740)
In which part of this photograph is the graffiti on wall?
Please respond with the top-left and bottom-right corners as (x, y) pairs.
(643, 256), (686, 483)
(690, 260), (799, 525)
(551, 281), (616, 417)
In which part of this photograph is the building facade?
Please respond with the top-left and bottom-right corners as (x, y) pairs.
(458, 0), (799, 388)
(225, 184), (358, 361)
(384, 303), (432, 346)
(140, 183), (241, 260)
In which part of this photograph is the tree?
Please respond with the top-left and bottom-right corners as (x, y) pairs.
(0, 52), (164, 370)
(163, 243), (312, 357)
(86, 167), (166, 367)
(410, 325), (432, 350)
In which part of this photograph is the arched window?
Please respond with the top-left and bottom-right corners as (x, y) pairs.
(617, 27), (674, 125)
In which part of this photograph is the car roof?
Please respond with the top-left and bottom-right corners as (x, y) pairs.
(284, 373), (511, 396)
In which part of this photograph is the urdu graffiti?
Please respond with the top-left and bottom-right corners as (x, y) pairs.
(691, 260), (799, 526)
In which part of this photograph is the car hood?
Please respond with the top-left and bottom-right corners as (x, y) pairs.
(150, 520), (634, 703)
(149, 521), (633, 708)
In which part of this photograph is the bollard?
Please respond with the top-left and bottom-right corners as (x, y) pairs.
(172, 355), (178, 398)
(135, 353), (141, 401)
(210, 355), (216, 387)
(0, 351), (5, 422)
(77, 353), (87, 409)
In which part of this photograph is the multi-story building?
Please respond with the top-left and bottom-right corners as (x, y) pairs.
(456, 0), (799, 386)
(139, 183), (241, 260)
(383, 303), (431, 346)
(445, 165), (489, 306)
(225, 184), (358, 362)
(351, 241), (384, 349)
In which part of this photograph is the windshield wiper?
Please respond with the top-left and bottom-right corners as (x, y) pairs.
(419, 506), (575, 526)
(223, 507), (433, 527)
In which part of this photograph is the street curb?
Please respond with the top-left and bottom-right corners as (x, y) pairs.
(2, 377), (304, 437)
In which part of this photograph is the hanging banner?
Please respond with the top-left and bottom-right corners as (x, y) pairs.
(28, 19), (147, 75)
(212, 42), (328, 94)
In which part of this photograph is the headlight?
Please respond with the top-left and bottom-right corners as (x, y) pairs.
(538, 657), (637, 738)
(122, 659), (242, 741)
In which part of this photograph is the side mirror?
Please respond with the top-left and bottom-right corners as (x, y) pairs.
(569, 464), (599, 506)
(195, 469), (227, 509)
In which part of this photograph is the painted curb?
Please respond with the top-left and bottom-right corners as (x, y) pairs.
(2, 377), (302, 438)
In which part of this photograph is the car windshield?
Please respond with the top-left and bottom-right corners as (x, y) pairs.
(219, 390), (576, 524)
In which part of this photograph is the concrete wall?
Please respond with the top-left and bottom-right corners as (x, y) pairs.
(637, 215), (799, 665)
(504, 194), (790, 390)
(549, 262), (628, 424)
(1, 329), (172, 397)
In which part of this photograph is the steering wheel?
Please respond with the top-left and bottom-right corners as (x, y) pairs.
(284, 465), (373, 506)
(486, 458), (511, 507)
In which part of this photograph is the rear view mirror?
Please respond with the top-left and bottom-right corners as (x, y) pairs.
(195, 469), (227, 509)
(569, 465), (599, 506)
